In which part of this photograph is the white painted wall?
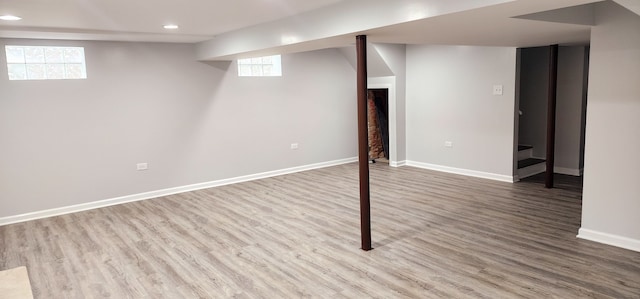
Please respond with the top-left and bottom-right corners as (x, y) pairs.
(371, 43), (407, 164)
(406, 45), (516, 181)
(341, 42), (407, 165)
(555, 46), (588, 175)
(0, 39), (357, 218)
(579, 1), (640, 250)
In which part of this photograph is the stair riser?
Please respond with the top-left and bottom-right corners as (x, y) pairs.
(517, 148), (533, 161)
(517, 163), (546, 180)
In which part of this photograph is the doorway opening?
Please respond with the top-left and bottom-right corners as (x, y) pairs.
(515, 45), (589, 192)
(367, 88), (389, 164)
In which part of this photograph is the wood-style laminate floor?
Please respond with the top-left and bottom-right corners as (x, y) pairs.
(2, 163), (639, 298)
(520, 172), (584, 194)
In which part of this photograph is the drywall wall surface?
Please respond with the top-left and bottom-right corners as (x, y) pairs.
(372, 43), (407, 163)
(555, 46), (588, 174)
(406, 45), (516, 177)
(518, 46), (549, 158)
(0, 39), (357, 217)
(581, 1), (640, 243)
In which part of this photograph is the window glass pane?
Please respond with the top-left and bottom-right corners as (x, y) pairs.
(236, 54), (281, 77)
(271, 55), (282, 76)
(263, 65), (273, 76)
(251, 65), (263, 76)
(5, 45), (87, 80)
(5, 46), (25, 63)
(46, 64), (65, 79)
(238, 65), (252, 76)
(24, 47), (45, 63)
(7, 64), (27, 80)
(26, 64), (46, 79)
(63, 48), (84, 63)
(65, 64), (85, 79)
(45, 47), (65, 63)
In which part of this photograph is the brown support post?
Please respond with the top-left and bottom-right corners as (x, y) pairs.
(545, 45), (558, 189)
(356, 35), (372, 251)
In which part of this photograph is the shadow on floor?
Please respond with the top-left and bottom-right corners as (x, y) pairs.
(519, 172), (584, 194)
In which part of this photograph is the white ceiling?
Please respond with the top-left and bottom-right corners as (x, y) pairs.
(194, 0), (605, 60)
(2, 0), (636, 59)
(367, 1), (598, 47)
(0, 0), (348, 42)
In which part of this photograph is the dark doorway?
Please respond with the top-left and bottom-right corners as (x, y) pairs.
(367, 89), (389, 162)
(515, 46), (589, 188)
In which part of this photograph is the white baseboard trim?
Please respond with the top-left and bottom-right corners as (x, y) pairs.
(578, 228), (640, 253)
(554, 166), (582, 176)
(390, 160), (407, 167)
(406, 161), (515, 183)
(0, 157), (358, 226)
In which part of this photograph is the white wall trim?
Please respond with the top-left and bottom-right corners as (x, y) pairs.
(390, 160), (406, 167)
(369, 79), (397, 164)
(0, 157), (357, 226)
(578, 228), (640, 253)
(554, 166), (582, 176)
(406, 161), (516, 183)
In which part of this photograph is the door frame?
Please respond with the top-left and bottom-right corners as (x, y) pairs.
(368, 79), (397, 166)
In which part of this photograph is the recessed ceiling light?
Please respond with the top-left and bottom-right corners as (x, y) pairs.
(0, 15), (22, 21)
(163, 24), (179, 30)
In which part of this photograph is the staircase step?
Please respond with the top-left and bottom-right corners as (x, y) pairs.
(518, 158), (545, 169)
(518, 144), (533, 151)
(517, 148), (533, 161)
(517, 159), (546, 180)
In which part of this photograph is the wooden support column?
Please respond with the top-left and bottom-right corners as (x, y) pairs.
(545, 45), (559, 189)
(356, 35), (372, 251)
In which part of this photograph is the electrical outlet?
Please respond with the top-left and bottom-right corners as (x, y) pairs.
(444, 141), (453, 148)
(136, 163), (148, 171)
(493, 84), (503, 95)
(290, 143), (299, 150)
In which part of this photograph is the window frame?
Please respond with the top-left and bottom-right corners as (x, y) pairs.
(4, 45), (87, 81)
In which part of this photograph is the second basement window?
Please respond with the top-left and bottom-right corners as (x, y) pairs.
(237, 55), (281, 77)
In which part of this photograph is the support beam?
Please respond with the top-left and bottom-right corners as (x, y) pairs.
(356, 35), (372, 251)
(545, 44), (559, 189)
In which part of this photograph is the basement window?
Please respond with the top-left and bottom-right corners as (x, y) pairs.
(5, 45), (87, 80)
(237, 55), (281, 77)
